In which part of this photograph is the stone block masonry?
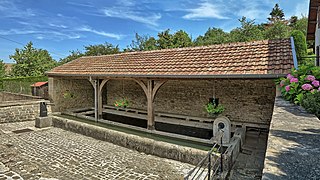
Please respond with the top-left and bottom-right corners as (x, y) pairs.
(48, 78), (94, 112)
(0, 100), (50, 124)
(0, 91), (42, 102)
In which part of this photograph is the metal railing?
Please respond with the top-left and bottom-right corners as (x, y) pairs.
(184, 131), (224, 180)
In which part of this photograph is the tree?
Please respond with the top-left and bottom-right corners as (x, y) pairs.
(84, 42), (120, 56)
(172, 30), (193, 48)
(143, 37), (158, 50)
(59, 50), (84, 65)
(157, 29), (174, 49)
(0, 60), (5, 78)
(194, 27), (229, 46)
(291, 30), (307, 64)
(125, 33), (158, 51)
(10, 42), (57, 77)
(268, 3), (285, 23)
(229, 17), (264, 42)
(265, 21), (290, 39)
(291, 16), (308, 36)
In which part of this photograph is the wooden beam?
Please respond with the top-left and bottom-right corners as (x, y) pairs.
(133, 79), (148, 95)
(152, 80), (167, 100)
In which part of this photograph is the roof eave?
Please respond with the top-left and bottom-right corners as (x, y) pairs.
(46, 73), (287, 79)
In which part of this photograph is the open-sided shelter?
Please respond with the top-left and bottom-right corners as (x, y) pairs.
(47, 39), (296, 133)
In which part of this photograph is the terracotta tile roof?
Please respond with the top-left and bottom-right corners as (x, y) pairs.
(48, 39), (294, 78)
(31, 82), (48, 87)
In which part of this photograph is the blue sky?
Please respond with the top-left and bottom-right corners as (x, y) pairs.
(0, 0), (309, 63)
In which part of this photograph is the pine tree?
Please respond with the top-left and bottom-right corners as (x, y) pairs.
(268, 3), (285, 23)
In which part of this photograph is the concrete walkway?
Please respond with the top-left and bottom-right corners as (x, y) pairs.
(262, 98), (320, 179)
(0, 121), (194, 180)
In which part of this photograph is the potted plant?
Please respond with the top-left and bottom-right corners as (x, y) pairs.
(114, 98), (129, 109)
(205, 102), (225, 118)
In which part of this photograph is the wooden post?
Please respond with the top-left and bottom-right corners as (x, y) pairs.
(134, 79), (167, 130)
(147, 80), (155, 130)
(89, 78), (99, 122)
(98, 79), (109, 119)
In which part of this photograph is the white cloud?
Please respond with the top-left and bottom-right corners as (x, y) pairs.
(49, 23), (68, 29)
(0, 29), (81, 40)
(0, 1), (36, 18)
(116, 0), (136, 6)
(67, 1), (94, 8)
(182, 1), (229, 20)
(78, 26), (124, 40)
(103, 7), (161, 26)
(0, 29), (37, 35)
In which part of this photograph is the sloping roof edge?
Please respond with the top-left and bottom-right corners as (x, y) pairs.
(46, 73), (287, 79)
(307, 0), (319, 40)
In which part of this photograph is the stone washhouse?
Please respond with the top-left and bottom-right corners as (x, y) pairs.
(47, 38), (296, 142)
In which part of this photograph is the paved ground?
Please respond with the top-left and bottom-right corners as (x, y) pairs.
(229, 129), (268, 180)
(262, 98), (320, 180)
(0, 121), (194, 180)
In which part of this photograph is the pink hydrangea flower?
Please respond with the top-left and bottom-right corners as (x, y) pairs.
(285, 85), (290, 92)
(305, 75), (316, 81)
(287, 74), (294, 80)
(312, 80), (319, 87)
(302, 84), (313, 91)
(290, 78), (298, 83)
(318, 87), (320, 91)
(280, 80), (285, 87)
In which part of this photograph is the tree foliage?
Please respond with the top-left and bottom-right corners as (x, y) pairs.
(172, 30), (193, 48)
(10, 42), (57, 77)
(59, 50), (84, 65)
(230, 17), (264, 42)
(124, 33), (158, 51)
(268, 3), (285, 23)
(84, 42), (120, 56)
(0, 60), (5, 78)
(194, 28), (229, 46)
(264, 21), (290, 39)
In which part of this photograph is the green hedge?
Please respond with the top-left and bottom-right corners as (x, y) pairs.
(0, 76), (48, 95)
(301, 92), (320, 118)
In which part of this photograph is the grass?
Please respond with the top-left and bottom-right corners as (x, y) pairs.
(55, 114), (212, 151)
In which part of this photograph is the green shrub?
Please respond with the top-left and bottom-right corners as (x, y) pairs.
(291, 30), (307, 65)
(278, 64), (320, 104)
(114, 98), (129, 108)
(278, 64), (320, 118)
(301, 92), (320, 118)
(205, 103), (225, 115)
(0, 76), (48, 95)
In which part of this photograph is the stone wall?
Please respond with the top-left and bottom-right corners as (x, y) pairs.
(50, 78), (276, 125)
(48, 78), (94, 112)
(0, 91), (42, 102)
(106, 79), (276, 125)
(0, 100), (50, 124)
(52, 116), (208, 165)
